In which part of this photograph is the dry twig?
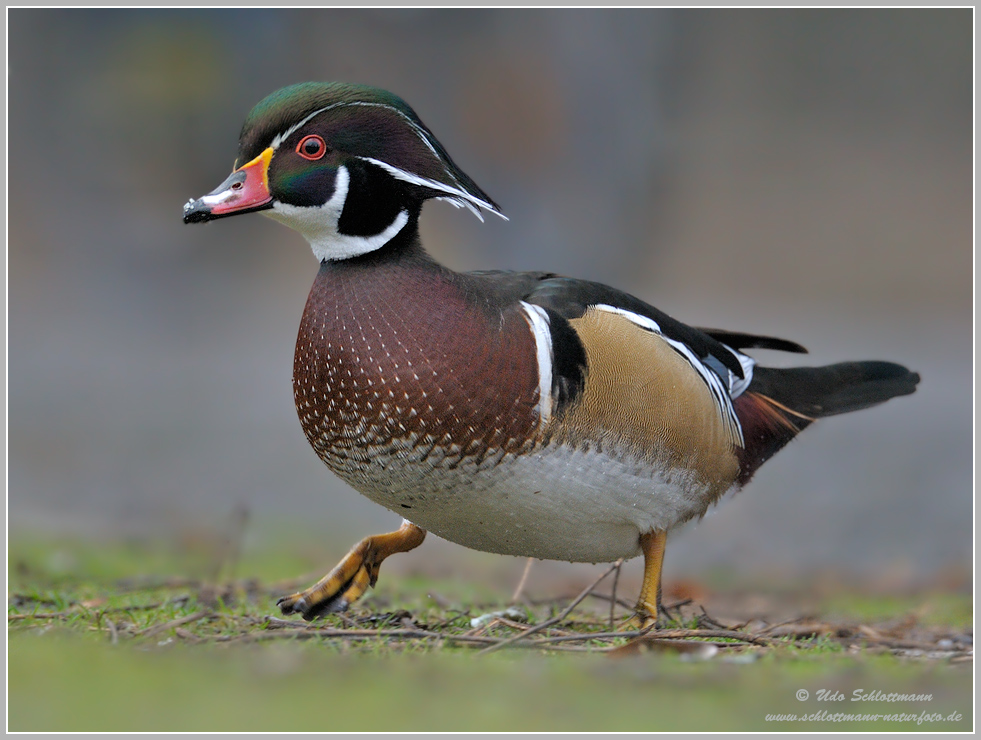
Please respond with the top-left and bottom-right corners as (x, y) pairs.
(651, 628), (774, 647)
(609, 558), (624, 629)
(134, 610), (213, 640)
(477, 562), (625, 656)
(510, 557), (535, 605)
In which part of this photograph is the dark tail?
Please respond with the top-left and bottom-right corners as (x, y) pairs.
(733, 361), (920, 484)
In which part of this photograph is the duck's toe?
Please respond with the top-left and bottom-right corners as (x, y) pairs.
(275, 521), (426, 621)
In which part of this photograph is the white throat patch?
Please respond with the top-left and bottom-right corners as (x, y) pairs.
(264, 165), (409, 262)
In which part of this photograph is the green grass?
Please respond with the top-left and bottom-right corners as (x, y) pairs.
(821, 591), (973, 630)
(9, 634), (971, 732)
(8, 534), (974, 732)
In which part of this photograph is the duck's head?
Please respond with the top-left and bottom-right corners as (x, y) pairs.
(183, 82), (504, 261)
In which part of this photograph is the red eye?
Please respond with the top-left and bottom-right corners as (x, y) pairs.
(296, 135), (327, 160)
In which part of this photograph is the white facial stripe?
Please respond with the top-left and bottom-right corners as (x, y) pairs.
(271, 101), (348, 149)
(272, 101), (441, 157)
(269, 100), (505, 220)
(361, 157), (505, 221)
(264, 165), (409, 261)
(593, 304), (746, 445)
(520, 302), (553, 426)
(341, 101), (457, 186)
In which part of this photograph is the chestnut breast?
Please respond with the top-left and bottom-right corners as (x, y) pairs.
(293, 256), (544, 482)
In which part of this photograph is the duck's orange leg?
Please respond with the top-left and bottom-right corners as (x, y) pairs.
(632, 529), (667, 627)
(277, 520), (426, 620)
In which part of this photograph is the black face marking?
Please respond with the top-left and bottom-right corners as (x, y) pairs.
(336, 159), (406, 237)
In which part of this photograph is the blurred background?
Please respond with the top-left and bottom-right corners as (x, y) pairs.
(8, 9), (972, 589)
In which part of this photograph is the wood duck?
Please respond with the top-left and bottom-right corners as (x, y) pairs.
(184, 82), (920, 624)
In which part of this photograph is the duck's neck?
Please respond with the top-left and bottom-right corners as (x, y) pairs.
(307, 224), (462, 322)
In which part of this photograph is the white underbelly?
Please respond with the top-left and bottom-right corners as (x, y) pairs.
(332, 441), (724, 563)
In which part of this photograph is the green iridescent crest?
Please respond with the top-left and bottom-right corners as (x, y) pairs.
(236, 82), (503, 219)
